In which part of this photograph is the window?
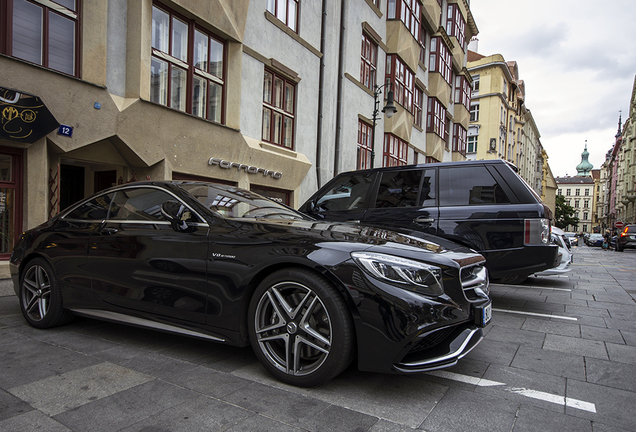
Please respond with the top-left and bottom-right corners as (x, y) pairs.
(439, 166), (511, 206)
(584, 200), (589, 208)
(583, 212), (588, 220)
(314, 173), (375, 212)
(357, 120), (373, 170)
(375, 169), (422, 208)
(454, 75), (471, 109)
(267, 0), (299, 32)
(558, 189), (562, 195)
(2, 0), (79, 76)
(470, 103), (479, 122)
(0, 148), (23, 256)
(446, 3), (466, 51)
(386, 55), (414, 112)
(151, 4), (225, 123)
(566, 189), (571, 196)
(585, 189), (590, 196)
(575, 189), (580, 196)
(472, 75), (480, 96)
(429, 37), (451, 84)
(426, 156), (439, 164)
(383, 134), (408, 167)
(360, 33), (377, 91)
(452, 124), (467, 155)
(419, 22), (427, 65)
(387, 0), (421, 41)
(467, 135), (477, 153)
(414, 87), (423, 128)
(262, 69), (296, 149)
(574, 200), (579, 208)
(110, 188), (196, 222)
(427, 97), (446, 138)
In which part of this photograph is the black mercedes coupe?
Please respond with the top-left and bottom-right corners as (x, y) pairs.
(10, 181), (491, 387)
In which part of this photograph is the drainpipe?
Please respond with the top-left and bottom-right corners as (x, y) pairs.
(333, 0), (346, 176)
(316, 0), (327, 188)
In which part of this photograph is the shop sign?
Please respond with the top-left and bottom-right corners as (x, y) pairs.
(208, 157), (282, 179)
(1, 87), (59, 143)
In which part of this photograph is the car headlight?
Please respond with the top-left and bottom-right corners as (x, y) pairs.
(351, 252), (444, 296)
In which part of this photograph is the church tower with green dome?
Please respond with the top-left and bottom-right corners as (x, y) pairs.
(576, 141), (593, 176)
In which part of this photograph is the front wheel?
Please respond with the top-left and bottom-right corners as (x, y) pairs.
(247, 268), (354, 387)
(19, 258), (73, 329)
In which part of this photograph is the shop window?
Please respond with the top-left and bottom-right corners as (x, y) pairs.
(2, 0), (79, 76)
(151, 3), (225, 123)
(251, 185), (290, 206)
(0, 148), (23, 257)
(262, 69), (296, 149)
(266, 0), (299, 32)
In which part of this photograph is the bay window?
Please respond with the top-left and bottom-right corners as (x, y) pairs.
(386, 55), (414, 112)
(429, 36), (452, 84)
(357, 120), (373, 169)
(383, 134), (408, 167)
(427, 97), (446, 138)
(446, 3), (466, 51)
(454, 75), (471, 110)
(452, 123), (467, 155)
(151, 4), (225, 123)
(387, 0), (421, 41)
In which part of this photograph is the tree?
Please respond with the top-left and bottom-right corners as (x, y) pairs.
(554, 195), (579, 230)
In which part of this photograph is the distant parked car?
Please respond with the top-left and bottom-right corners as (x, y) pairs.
(586, 233), (604, 247)
(564, 232), (578, 247)
(534, 227), (572, 276)
(616, 224), (636, 252)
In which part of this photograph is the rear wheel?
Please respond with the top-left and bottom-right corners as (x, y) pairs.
(248, 268), (354, 387)
(19, 258), (73, 329)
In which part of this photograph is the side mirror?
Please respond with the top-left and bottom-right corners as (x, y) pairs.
(308, 200), (316, 213)
(161, 200), (189, 232)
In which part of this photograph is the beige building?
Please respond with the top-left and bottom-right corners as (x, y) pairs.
(466, 50), (550, 202)
(0, 0), (481, 277)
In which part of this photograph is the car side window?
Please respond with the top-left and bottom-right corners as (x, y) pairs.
(439, 166), (511, 206)
(374, 170), (422, 208)
(315, 173), (375, 211)
(109, 188), (198, 222)
(64, 193), (115, 220)
(419, 169), (436, 206)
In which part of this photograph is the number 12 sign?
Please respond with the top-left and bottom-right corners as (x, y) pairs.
(57, 125), (73, 137)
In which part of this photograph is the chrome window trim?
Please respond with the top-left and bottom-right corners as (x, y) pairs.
(60, 184), (209, 227)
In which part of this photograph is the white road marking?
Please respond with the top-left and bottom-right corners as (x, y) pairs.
(492, 308), (578, 321)
(427, 371), (596, 413)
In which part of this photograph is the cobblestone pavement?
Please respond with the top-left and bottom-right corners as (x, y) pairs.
(1, 245), (635, 431)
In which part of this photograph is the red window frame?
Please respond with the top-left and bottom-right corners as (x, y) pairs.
(387, 0), (420, 41)
(267, 0), (299, 33)
(357, 120), (373, 170)
(383, 134), (408, 167)
(454, 75), (471, 109)
(419, 22), (427, 65)
(262, 69), (296, 149)
(386, 54), (414, 113)
(452, 123), (467, 156)
(446, 3), (466, 51)
(414, 87), (423, 128)
(0, 146), (23, 259)
(429, 36), (452, 84)
(360, 32), (377, 91)
(1, 0), (80, 77)
(426, 97), (446, 138)
(150, 3), (226, 124)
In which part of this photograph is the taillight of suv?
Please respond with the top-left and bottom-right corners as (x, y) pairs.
(524, 218), (550, 245)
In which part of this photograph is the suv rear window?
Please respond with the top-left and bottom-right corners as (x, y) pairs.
(439, 166), (511, 206)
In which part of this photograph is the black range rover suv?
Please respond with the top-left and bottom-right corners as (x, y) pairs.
(299, 160), (559, 284)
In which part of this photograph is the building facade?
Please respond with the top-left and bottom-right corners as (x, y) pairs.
(0, 0), (480, 277)
(465, 50), (551, 206)
(555, 176), (595, 233)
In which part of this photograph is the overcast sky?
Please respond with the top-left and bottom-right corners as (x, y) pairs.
(469, 0), (636, 177)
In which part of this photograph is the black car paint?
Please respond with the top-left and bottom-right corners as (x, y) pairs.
(11, 181), (490, 381)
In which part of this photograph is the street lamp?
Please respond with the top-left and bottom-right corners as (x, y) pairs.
(370, 82), (398, 168)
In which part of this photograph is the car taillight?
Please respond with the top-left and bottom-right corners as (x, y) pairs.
(524, 218), (550, 245)
(620, 227), (629, 237)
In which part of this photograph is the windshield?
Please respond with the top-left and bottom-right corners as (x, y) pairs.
(178, 183), (305, 220)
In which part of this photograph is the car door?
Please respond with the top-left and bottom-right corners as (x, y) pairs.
(362, 167), (439, 236)
(87, 186), (209, 324)
(304, 172), (376, 223)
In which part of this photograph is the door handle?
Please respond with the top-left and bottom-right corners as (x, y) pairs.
(414, 217), (434, 224)
(100, 227), (118, 235)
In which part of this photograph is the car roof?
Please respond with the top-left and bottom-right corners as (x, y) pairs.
(335, 159), (519, 176)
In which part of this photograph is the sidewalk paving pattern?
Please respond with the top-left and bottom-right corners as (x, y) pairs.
(1, 246), (635, 431)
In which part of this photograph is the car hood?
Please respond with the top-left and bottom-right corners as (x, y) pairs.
(238, 217), (478, 256)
